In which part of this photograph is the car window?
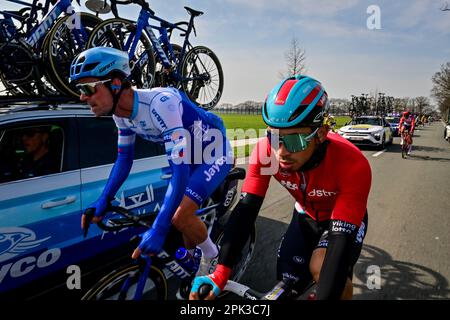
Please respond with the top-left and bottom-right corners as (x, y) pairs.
(352, 118), (382, 126)
(386, 117), (400, 124)
(0, 123), (65, 183)
(78, 117), (165, 169)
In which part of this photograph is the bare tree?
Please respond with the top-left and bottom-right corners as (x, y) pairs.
(431, 62), (450, 118)
(393, 97), (409, 113)
(280, 37), (307, 79)
(414, 96), (431, 114)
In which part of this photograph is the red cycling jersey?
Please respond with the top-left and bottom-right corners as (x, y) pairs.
(242, 132), (372, 226)
(399, 115), (415, 133)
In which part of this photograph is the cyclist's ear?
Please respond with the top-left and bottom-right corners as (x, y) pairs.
(317, 126), (328, 142)
(111, 78), (123, 93)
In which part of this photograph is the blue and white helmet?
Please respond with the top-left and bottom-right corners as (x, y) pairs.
(70, 47), (131, 82)
(263, 75), (328, 128)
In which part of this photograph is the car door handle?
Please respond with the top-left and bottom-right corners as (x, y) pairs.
(160, 173), (172, 180)
(42, 196), (77, 209)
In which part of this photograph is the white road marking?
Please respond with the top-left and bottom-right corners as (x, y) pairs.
(372, 149), (387, 157)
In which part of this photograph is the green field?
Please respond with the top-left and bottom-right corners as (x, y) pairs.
(214, 112), (351, 133)
(213, 113), (266, 131)
(213, 113), (352, 158)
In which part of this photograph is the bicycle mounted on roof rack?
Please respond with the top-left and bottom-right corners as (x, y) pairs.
(85, 0), (224, 110)
(0, 0), (102, 97)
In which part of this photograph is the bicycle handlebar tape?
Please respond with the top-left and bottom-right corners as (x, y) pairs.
(198, 284), (213, 300)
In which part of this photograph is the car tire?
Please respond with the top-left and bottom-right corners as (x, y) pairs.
(379, 135), (386, 150)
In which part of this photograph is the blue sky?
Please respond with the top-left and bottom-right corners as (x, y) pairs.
(4, 0), (450, 105)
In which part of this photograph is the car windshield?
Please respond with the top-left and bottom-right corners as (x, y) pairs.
(386, 117), (400, 124)
(351, 117), (382, 126)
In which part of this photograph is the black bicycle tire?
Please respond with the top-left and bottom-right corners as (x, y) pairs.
(39, 25), (66, 94)
(0, 41), (57, 96)
(180, 45), (224, 110)
(153, 43), (182, 88)
(87, 18), (156, 89)
(43, 12), (102, 97)
(81, 263), (167, 300)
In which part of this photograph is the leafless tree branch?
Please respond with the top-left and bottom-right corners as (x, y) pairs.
(280, 37), (307, 79)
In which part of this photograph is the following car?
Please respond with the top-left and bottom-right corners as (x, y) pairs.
(337, 115), (393, 149)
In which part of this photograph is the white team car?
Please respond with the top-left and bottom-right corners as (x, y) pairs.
(338, 116), (393, 149)
(445, 123), (450, 143)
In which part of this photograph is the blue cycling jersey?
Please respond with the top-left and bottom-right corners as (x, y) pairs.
(100, 87), (233, 235)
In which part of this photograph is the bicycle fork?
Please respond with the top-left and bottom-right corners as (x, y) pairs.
(119, 256), (152, 300)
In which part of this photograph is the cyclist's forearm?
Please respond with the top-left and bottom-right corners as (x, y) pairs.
(218, 193), (264, 268)
(101, 145), (134, 199)
(315, 221), (357, 300)
(152, 162), (189, 233)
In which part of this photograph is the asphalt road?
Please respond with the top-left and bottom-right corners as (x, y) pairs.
(232, 121), (450, 300)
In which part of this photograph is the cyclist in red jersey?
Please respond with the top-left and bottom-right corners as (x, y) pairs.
(399, 110), (415, 155)
(190, 75), (372, 300)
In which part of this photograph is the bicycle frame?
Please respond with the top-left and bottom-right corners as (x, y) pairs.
(0, 0), (85, 48)
(3, 0), (53, 34)
(104, 203), (220, 300)
(85, 167), (246, 300)
(124, 6), (196, 82)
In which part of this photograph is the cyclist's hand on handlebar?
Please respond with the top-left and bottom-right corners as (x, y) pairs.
(189, 265), (232, 300)
(189, 275), (220, 300)
(81, 196), (110, 236)
(131, 227), (167, 259)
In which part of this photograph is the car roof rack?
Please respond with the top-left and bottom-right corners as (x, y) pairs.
(0, 95), (90, 113)
(0, 95), (82, 106)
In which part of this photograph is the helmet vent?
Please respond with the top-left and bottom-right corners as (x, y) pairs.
(288, 105), (307, 122)
(83, 62), (100, 72)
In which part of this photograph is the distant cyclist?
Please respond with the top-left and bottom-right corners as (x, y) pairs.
(399, 110), (415, 155)
(70, 47), (233, 275)
(190, 75), (372, 300)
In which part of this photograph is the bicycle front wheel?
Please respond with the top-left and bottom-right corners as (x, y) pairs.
(81, 263), (167, 300)
(180, 46), (224, 110)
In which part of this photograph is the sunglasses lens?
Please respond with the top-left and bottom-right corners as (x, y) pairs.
(282, 134), (309, 152)
(77, 84), (96, 96)
(267, 129), (309, 152)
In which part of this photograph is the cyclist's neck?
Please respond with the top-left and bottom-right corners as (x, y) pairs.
(114, 88), (134, 118)
(298, 140), (329, 172)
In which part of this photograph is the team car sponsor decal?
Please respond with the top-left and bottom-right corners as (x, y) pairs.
(0, 227), (61, 285)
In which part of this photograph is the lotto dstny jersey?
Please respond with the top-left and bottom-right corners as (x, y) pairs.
(242, 132), (372, 226)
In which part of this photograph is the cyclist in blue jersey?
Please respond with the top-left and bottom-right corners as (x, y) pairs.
(70, 47), (233, 274)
